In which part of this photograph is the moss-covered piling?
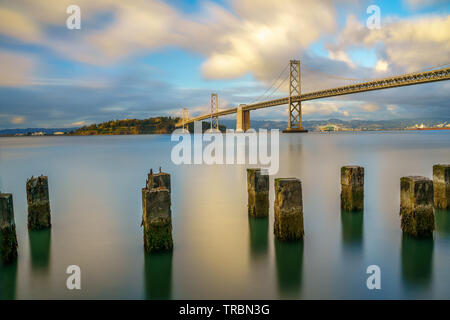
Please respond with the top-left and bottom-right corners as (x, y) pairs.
(142, 169), (173, 253)
(400, 176), (434, 237)
(26, 175), (51, 230)
(433, 164), (450, 209)
(274, 178), (304, 241)
(340, 166), (364, 212)
(0, 193), (18, 264)
(247, 168), (269, 217)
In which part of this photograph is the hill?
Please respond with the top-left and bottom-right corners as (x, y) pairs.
(71, 117), (179, 135)
(70, 116), (227, 135)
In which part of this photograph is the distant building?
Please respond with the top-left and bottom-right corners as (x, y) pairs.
(319, 124), (340, 132)
(53, 132), (65, 135)
(31, 132), (45, 136)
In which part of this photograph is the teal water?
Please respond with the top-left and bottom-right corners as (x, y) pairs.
(0, 131), (450, 299)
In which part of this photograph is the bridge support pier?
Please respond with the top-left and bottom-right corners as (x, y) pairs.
(247, 168), (269, 217)
(236, 105), (250, 132)
(0, 193), (18, 264)
(400, 176), (434, 237)
(274, 178), (304, 240)
(433, 164), (450, 209)
(341, 166), (364, 212)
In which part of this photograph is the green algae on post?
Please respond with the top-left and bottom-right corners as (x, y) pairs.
(433, 164), (450, 209)
(142, 169), (173, 253)
(247, 168), (269, 218)
(400, 176), (435, 238)
(274, 178), (304, 241)
(0, 193), (18, 264)
(340, 166), (364, 212)
(26, 175), (51, 230)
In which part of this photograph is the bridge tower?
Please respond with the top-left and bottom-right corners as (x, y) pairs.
(210, 93), (219, 131)
(181, 108), (190, 132)
(236, 104), (250, 132)
(283, 60), (308, 133)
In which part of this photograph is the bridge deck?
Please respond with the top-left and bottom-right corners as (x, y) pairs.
(176, 67), (450, 127)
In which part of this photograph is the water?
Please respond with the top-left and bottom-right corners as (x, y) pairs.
(0, 131), (450, 299)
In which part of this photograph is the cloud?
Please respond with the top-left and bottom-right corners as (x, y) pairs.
(11, 116), (26, 124)
(0, 50), (35, 87)
(375, 59), (389, 72)
(198, 0), (337, 81)
(303, 101), (350, 118)
(329, 14), (450, 72)
(0, 0), (449, 128)
(0, 7), (41, 43)
(101, 105), (129, 112)
(0, 0), (338, 81)
(361, 103), (380, 112)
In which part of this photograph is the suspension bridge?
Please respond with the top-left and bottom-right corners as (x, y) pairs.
(176, 60), (450, 132)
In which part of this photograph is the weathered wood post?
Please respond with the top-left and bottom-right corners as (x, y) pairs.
(340, 166), (364, 212)
(274, 178), (304, 240)
(400, 176), (435, 237)
(433, 164), (450, 209)
(142, 169), (173, 252)
(247, 168), (269, 217)
(147, 167), (171, 192)
(26, 176), (51, 230)
(0, 193), (18, 264)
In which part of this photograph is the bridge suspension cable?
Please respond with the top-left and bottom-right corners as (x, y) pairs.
(248, 63), (289, 104)
(262, 73), (289, 101)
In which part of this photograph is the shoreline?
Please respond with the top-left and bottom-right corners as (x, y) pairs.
(2, 128), (450, 137)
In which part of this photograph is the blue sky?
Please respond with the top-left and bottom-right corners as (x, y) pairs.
(0, 0), (449, 129)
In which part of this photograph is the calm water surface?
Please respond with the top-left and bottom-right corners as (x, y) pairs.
(1, 131), (450, 299)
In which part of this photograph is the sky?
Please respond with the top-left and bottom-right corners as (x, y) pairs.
(0, 0), (449, 129)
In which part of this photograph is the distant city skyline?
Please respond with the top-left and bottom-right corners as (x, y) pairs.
(0, 0), (449, 129)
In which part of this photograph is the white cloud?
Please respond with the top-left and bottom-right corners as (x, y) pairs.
(329, 14), (450, 73)
(0, 0), (338, 83)
(375, 60), (389, 72)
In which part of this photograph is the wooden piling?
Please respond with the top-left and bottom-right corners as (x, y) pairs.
(142, 169), (173, 252)
(433, 164), (450, 209)
(247, 168), (269, 217)
(274, 178), (304, 241)
(341, 166), (364, 212)
(26, 175), (51, 230)
(400, 176), (435, 237)
(0, 193), (18, 264)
